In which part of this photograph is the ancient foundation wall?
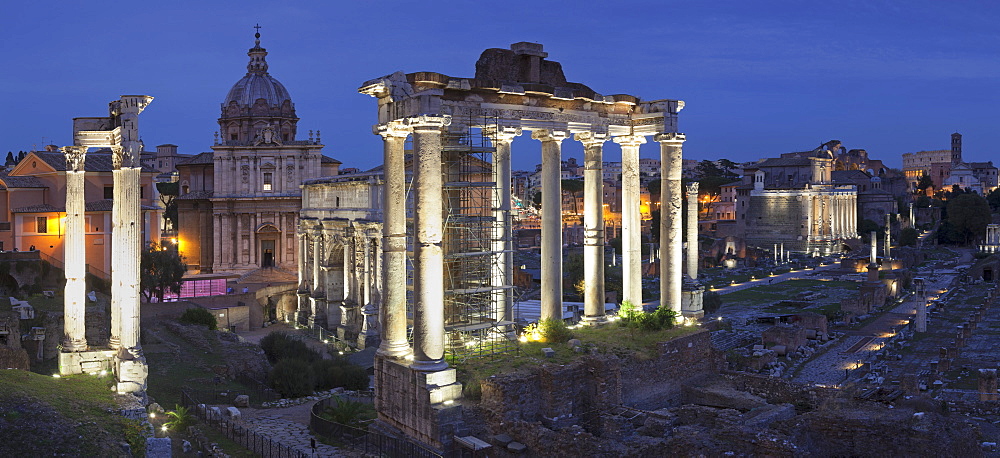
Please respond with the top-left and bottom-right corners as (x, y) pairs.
(620, 330), (721, 408)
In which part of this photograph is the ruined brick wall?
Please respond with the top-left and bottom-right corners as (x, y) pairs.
(720, 371), (838, 407)
(619, 330), (721, 409)
(762, 324), (806, 353)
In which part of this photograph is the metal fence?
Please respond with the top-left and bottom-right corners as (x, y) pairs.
(234, 372), (281, 405)
(310, 397), (443, 458)
(181, 390), (309, 458)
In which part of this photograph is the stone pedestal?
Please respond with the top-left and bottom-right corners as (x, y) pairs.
(58, 348), (116, 376)
(296, 291), (310, 325)
(979, 369), (998, 401)
(681, 281), (705, 321)
(308, 296), (326, 328)
(915, 300), (927, 333)
(374, 355), (463, 452)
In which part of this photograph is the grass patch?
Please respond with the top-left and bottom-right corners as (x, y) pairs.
(452, 324), (701, 398)
(722, 280), (858, 309)
(0, 369), (146, 456)
(144, 328), (248, 407)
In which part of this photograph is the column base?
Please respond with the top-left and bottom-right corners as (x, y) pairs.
(115, 347), (148, 396)
(580, 315), (609, 326)
(374, 355), (463, 452)
(377, 341), (413, 358)
(58, 348), (116, 375)
(61, 337), (88, 353)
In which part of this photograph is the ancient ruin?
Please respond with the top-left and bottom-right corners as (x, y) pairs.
(358, 42), (685, 450)
(59, 95), (153, 396)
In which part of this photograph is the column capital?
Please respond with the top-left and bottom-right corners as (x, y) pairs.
(484, 125), (522, 143)
(654, 132), (686, 144)
(613, 134), (647, 147)
(531, 128), (569, 143)
(61, 146), (88, 172)
(373, 121), (410, 139)
(109, 145), (133, 169)
(686, 181), (699, 195)
(404, 115), (451, 131)
(574, 131), (609, 146)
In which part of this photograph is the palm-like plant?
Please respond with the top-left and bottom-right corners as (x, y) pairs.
(164, 405), (195, 431)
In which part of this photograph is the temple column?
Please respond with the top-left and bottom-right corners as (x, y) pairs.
(309, 228), (325, 327)
(533, 128), (569, 322)
(62, 146), (88, 352)
(686, 182), (699, 279)
(615, 134), (645, 310)
(489, 127), (520, 324)
(296, 229), (309, 323)
(410, 115), (450, 371)
(885, 213), (892, 260)
(909, 202), (915, 229)
(581, 131), (609, 323)
(656, 133), (685, 314)
(375, 122), (410, 357)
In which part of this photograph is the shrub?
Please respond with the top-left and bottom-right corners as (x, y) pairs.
(179, 307), (217, 330)
(269, 359), (315, 398)
(538, 318), (574, 343)
(622, 306), (676, 331)
(320, 397), (374, 427)
(314, 358), (369, 391)
(703, 292), (723, 315)
(259, 332), (320, 364)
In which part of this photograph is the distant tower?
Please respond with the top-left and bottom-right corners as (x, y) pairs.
(951, 132), (962, 165)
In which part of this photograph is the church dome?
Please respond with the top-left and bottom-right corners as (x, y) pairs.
(222, 31), (293, 108)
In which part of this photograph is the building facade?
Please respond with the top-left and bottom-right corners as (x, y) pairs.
(176, 32), (339, 274)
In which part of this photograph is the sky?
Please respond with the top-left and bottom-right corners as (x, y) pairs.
(2, 0), (999, 172)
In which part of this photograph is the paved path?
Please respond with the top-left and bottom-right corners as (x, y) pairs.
(712, 263), (841, 295)
(242, 411), (345, 456)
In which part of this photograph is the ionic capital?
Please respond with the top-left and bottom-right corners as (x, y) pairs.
(575, 131), (609, 146)
(373, 121), (410, 139)
(404, 115), (451, 131)
(484, 125), (523, 143)
(654, 132), (686, 144)
(613, 134), (647, 148)
(531, 128), (569, 143)
(61, 146), (88, 172)
(686, 181), (699, 195)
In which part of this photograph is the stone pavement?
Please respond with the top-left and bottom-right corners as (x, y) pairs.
(243, 412), (345, 456)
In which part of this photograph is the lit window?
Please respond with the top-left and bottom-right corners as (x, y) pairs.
(263, 172), (273, 191)
(36, 217), (48, 233)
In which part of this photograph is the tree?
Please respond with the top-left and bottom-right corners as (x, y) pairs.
(140, 242), (186, 302)
(156, 182), (179, 230)
(987, 190), (1000, 212)
(946, 193), (990, 245)
(561, 179), (584, 216)
(898, 227), (919, 246)
(532, 191), (542, 209)
(916, 173), (934, 194)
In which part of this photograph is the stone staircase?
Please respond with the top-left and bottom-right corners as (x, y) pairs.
(236, 266), (297, 284)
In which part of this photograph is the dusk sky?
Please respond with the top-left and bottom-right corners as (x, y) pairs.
(2, 1), (998, 172)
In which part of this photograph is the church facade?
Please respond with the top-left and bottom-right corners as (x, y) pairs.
(177, 32), (340, 274)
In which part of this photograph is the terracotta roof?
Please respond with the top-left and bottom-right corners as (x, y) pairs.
(12, 200), (158, 213)
(32, 152), (157, 173)
(756, 157), (814, 167)
(177, 152), (214, 165)
(0, 176), (46, 188)
(321, 155), (342, 164)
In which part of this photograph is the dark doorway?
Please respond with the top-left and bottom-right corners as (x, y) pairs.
(985, 268), (993, 282)
(262, 240), (275, 268)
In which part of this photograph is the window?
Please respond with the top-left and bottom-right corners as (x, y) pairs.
(36, 217), (48, 233)
(263, 172), (273, 191)
(0, 222), (10, 231)
(140, 186), (145, 199)
(104, 187), (113, 199)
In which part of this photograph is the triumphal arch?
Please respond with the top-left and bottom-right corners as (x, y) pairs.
(359, 42), (692, 450)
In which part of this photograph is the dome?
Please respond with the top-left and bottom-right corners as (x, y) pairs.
(224, 73), (292, 107)
(221, 32), (293, 108)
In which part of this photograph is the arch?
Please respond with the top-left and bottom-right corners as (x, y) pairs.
(256, 223), (280, 234)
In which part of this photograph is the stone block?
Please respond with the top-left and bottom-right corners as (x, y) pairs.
(567, 339), (581, 348)
(418, 368), (456, 386)
(234, 394), (250, 408)
(226, 406), (241, 421)
(492, 434), (513, 446)
(542, 347), (555, 358)
(208, 406), (221, 420)
(507, 441), (527, 453)
(145, 437), (171, 458)
(147, 402), (164, 414)
(428, 383), (462, 405)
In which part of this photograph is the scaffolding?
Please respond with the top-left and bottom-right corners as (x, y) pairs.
(440, 116), (518, 361)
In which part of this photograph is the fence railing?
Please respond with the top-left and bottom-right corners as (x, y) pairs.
(309, 396), (443, 458)
(234, 373), (281, 405)
(181, 390), (309, 458)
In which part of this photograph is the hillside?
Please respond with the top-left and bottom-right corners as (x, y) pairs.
(0, 370), (146, 456)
